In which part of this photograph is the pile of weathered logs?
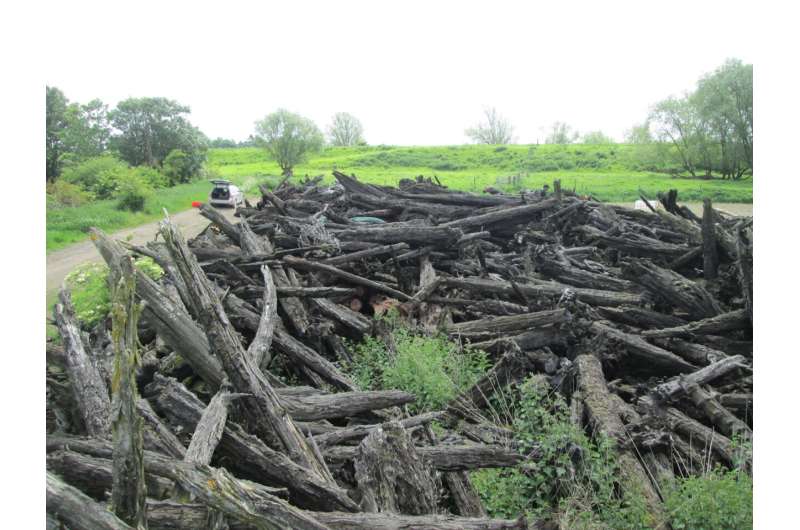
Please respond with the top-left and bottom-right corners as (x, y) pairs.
(46, 171), (752, 529)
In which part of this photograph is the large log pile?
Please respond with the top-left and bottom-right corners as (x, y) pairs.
(46, 172), (752, 529)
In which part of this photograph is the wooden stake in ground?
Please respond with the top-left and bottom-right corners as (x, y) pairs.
(702, 198), (719, 280)
(109, 256), (148, 529)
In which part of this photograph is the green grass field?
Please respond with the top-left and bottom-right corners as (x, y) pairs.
(46, 144), (752, 253)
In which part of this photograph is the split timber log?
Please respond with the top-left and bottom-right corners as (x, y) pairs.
(663, 408), (747, 469)
(159, 216), (332, 481)
(469, 327), (564, 355)
(46, 471), (135, 530)
(311, 297), (373, 336)
(652, 338), (729, 366)
(574, 355), (664, 524)
(440, 198), (559, 230)
(334, 225), (463, 246)
(651, 355), (748, 402)
(353, 422), (439, 514)
(271, 263), (311, 336)
(143, 375), (359, 512)
(573, 224), (691, 260)
(684, 383), (752, 440)
(199, 203), (241, 245)
(324, 443), (524, 471)
(136, 398), (187, 459)
(284, 390), (416, 422)
(446, 308), (568, 336)
(735, 221), (754, 321)
(313, 411), (443, 448)
(441, 276), (647, 307)
(591, 321), (698, 374)
(47, 450), (173, 500)
(108, 257), (148, 529)
(641, 309), (750, 339)
(702, 199), (719, 280)
(622, 258), (723, 319)
(184, 383), (246, 464)
(596, 306), (688, 330)
(322, 243), (410, 267)
(235, 286), (357, 299)
(53, 288), (111, 437)
(90, 228), (225, 387)
(247, 266), (279, 367)
(284, 255), (412, 301)
(719, 393), (753, 417)
(534, 252), (635, 292)
(144, 501), (531, 530)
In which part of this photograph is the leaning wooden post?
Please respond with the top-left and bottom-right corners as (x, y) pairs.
(553, 179), (562, 202)
(110, 256), (148, 529)
(702, 198), (719, 280)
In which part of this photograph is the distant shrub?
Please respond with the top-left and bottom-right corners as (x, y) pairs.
(61, 154), (129, 199)
(46, 180), (91, 207)
(115, 172), (153, 211)
(345, 320), (489, 413)
(65, 257), (163, 328)
(131, 166), (168, 189)
(163, 149), (198, 185)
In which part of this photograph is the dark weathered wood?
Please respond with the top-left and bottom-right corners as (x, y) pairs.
(246, 266), (279, 367)
(641, 309), (750, 339)
(735, 221), (753, 321)
(684, 383), (752, 440)
(574, 355), (663, 525)
(652, 338), (729, 366)
(623, 258), (723, 319)
(354, 421), (439, 514)
(47, 471), (134, 530)
(313, 411), (444, 448)
(596, 305), (688, 330)
(53, 288), (111, 437)
(334, 225), (463, 246)
(651, 355), (748, 403)
(274, 328), (358, 391)
(143, 375), (359, 512)
(284, 390), (416, 421)
(322, 243), (409, 266)
(200, 203), (241, 244)
(719, 393), (753, 416)
(441, 276), (647, 307)
(185, 383), (245, 464)
(664, 407), (746, 468)
(701, 198), (719, 280)
(440, 198), (558, 230)
(446, 308), (567, 336)
(591, 321), (697, 374)
(136, 398), (187, 459)
(284, 255), (413, 301)
(272, 263), (311, 336)
(325, 443), (523, 471)
(312, 297), (373, 336)
(109, 257), (148, 529)
(160, 215), (332, 481)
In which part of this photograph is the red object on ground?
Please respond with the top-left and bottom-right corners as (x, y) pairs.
(191, 201), (202, 208)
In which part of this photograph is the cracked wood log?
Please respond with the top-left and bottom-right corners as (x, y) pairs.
(574, 354), (664, 525)
(185, 383), (246, 464)
(136, 398), (187, 459)
(651, 355), (747, 403)
(312, 297), (373, 336)
(719, 393), (753, 417)
(272, 263), (311, 336)
(284, 255), (412, 301)
(663, 407), (746, 469)
(145, 501), (531, 530)
(652, 338), (729, 366)
(441, 276), (646, 307)
(641, 309), (750, 339)
(623, 258), (723, 320)
(334, 225), (463, 246)
(446, 308), (568, 336)
(440, 198), (559, 230)
(47, 450), (173, 500)
(596, 306), (687, 330)
(469, 326), (565, 355)
(325, 443), (523, 471)
(53, 288), (111, 437)
(109, 257), (148, 529)
(284, 390), (416, 421)
(591, 321), (697, 374)
(702, 199), (719, 280)
(47, 471), (134, 530)
(354, 421), (439, 514)
(237, 285), (357, 299)
(246, 266), (279, 367)
(159, 215), (332, 482)
(90, 228), (225, 387)
(143, 375), (358, 512)
(322, 243), (409, 267)
(573, 224), (691, 260)
(199, 203), (241, 245)
(735, 221), (753, 321)
(313, 411), (444, 448)
(684, 383), (752, 440)
(534, 252), (635, 291)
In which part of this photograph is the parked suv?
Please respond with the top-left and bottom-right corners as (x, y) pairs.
(208, 180), (244, 208)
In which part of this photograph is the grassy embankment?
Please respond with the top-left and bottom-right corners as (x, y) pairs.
(46, 144), (752, 253)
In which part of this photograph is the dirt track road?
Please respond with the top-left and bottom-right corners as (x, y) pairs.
(46, 207), (237, 306)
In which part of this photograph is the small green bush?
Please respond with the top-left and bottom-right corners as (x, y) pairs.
(61, 154), (129, 199)
(65, 258), (164, 328)
(115, 172), (153, 211)
(46, 180), (91, 207)
(345, 322), (489, 413)
(664, 468), (752, 529)
(163, 149), (196, 185)
(131, 166), (168, 189)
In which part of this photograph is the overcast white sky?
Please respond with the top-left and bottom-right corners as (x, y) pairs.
(44, 0), (754, 145)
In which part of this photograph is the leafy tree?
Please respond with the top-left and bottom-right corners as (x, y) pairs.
(61, 154), (130, 199)
(61, 99), (111, 162)
(625, 122), (653, 144)
(327, 112), (365, 146)
(109, 97), (208, 170)
(46, 86), (69, 181)
(254, 109), (324, 176)
(581, 130), (615, 144)
(209, 137), (238, 148)
(465, 107), (515, 144)
(544, 122), (579, 144)
(162, 149), (195, 185)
